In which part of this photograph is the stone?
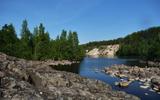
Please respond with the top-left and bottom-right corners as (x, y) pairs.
(119, 81), (131, 87)
(151, 77), (160, 85)
(0, 71), (5, 78)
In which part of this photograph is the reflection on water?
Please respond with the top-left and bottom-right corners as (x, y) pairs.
(53, 57), (160, 100)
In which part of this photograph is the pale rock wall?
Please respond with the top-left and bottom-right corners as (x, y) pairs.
(86, 44), (119, 57)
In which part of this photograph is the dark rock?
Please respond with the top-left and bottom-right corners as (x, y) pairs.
(139, 72), (146, 79)
(151, 77), (160, 85)
(0, 71), (5, 78)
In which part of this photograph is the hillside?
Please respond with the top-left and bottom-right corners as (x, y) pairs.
(84, 26), (160, 60)
(117, 26), (160, 60)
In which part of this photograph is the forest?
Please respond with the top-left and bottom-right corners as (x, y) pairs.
(0, 20), (85, 61)
(117, 27), (160, 61)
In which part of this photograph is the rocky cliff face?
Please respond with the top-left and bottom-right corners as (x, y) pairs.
(0, 52), (139, 100)
(86, 44), (119, 57)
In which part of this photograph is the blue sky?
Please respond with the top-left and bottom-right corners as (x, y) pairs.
(0, 0), (160, 44)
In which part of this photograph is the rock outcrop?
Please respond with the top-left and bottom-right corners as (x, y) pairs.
(86, 44), (119, 57)
(86, 48), (99, 57)
(104, 65), (160, 92)
(0, 52), (139, 100)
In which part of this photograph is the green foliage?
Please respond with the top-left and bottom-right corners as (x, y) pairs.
(33, 23), (50, 60)
(0, 20), (85, 61)
(0, 24), (18, 56)
(20, 20), (33, 59)
(117, 27), (160, 61)
(52, 30), (84, 61)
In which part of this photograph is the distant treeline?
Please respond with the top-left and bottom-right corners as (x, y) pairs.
(0, 20), (85, 61)
(83, 26), (160, 61)
(117, 27), (160, 61)
(82, 38), (123, 50)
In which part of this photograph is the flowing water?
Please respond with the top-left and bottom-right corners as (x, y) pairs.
(53, 57), (160, 100)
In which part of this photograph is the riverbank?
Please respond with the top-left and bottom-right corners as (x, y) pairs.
(0, 52), (139, 100)
(104, 64), (160, 93)
(37, 59), (79, 66)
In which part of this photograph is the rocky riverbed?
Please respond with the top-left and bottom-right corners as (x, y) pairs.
(104, 65), (160, 93)
(0, 52), (139, 100)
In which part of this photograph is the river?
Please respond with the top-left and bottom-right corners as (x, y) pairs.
(53, 57), (160, 100)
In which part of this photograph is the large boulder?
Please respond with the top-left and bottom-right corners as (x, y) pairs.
(151, 77), (160, 91)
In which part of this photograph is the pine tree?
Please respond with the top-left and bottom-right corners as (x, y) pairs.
(20, 20), (32, 59)
(72, 32), (79, 47)
(67, 31), (74, 60)
(0, 24), (18, 56)
(34, 23), (50, 60)
(21, 20), (31, 44)
(72, 32), (79, 60)
(60, 30), (67, 40)
(32, 27), (39, 59)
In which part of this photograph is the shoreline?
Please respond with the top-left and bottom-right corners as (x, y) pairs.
(85, 55), (160, 67)
(139, 60), (160, 67)
(0, 52), (79, 66)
